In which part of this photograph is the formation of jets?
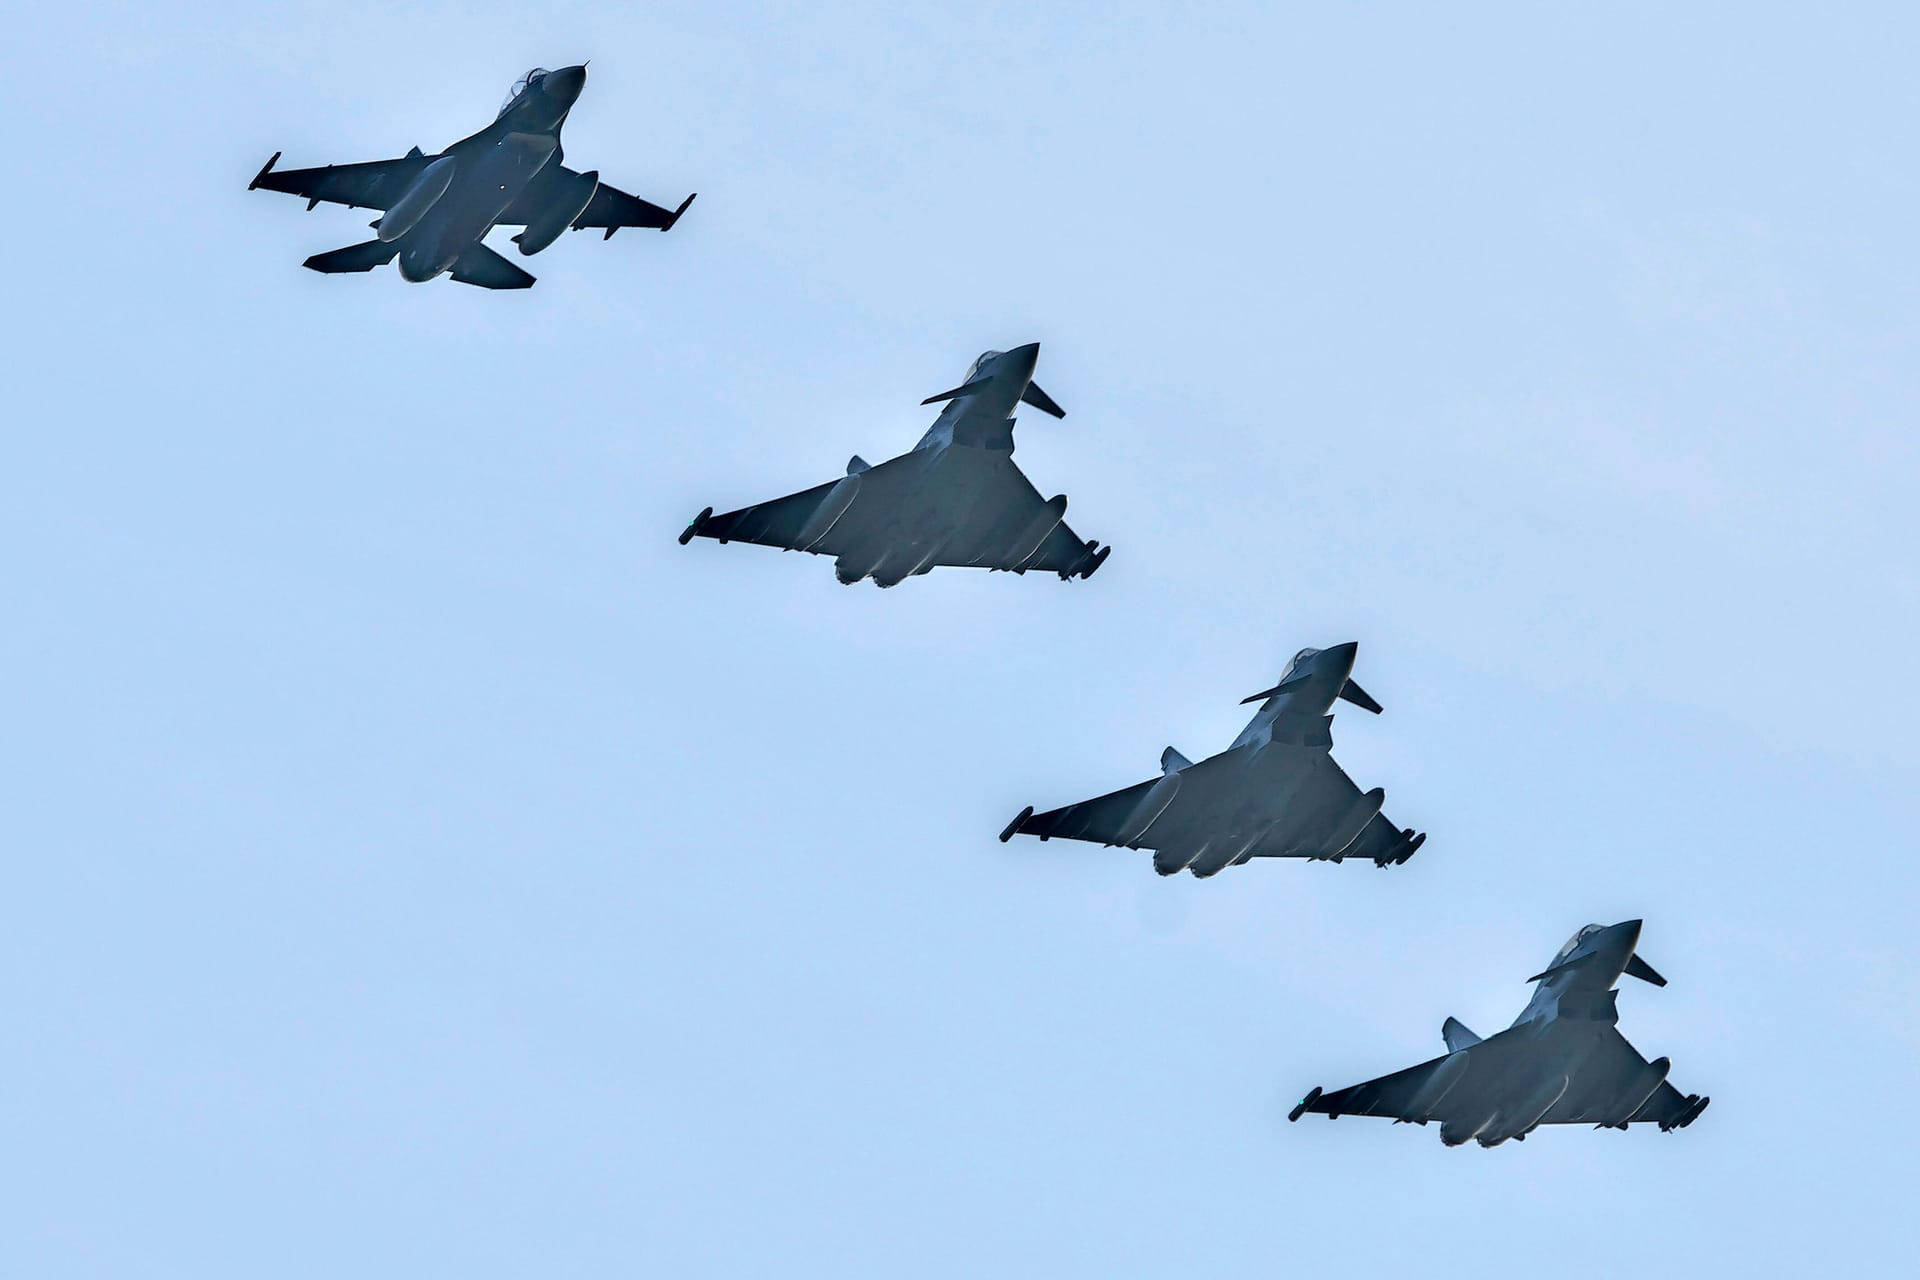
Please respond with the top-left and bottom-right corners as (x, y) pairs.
(249, 63), (1712, 1148)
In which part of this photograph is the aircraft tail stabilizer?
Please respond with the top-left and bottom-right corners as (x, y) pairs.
(450, 243), (535, 290)
(303, 239), (401, 274)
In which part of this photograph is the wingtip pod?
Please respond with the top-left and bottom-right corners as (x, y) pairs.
(1662, 1094), (1710, 1132)
(1372, 826), (1423, 868)
(678, 507), (713, 546)
(1062, 541), (1109, 581)
(999, 805), (1035, 843)
(1288, 1087), (1323, 1123)
(248, 151), (282, 190)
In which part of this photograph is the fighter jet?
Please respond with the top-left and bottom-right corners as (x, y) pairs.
(249, 65), (694, 289)
(1289, 919), (1711, 1146)
(999, 643), (1424, 875)
(678, 344), (1109, 586)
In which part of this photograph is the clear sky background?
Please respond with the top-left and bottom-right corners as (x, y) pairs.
(6, 2), (1917, 1275)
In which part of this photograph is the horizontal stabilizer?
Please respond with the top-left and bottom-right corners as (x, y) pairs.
(1339, 678), (1383, 714)
(1160, 746), (1191, 773)
(1021, 381), (1066, 419)
(302, 239), (401, 274)
(450, 243), (535, 290)
(1625, 954), (1668, 987)
(921, 376), (993, 406)
(1240, 671), (1312, 705)
(1441, 1017), (1481, 1052)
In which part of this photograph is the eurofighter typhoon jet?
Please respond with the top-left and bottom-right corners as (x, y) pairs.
(249, 66), (695, 289)
(999, 643), (1424, 876)
(679, 344), (1110, 586)
(1289, 920), (1711, 1147)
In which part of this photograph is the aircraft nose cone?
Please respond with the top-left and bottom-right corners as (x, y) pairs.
(1322, 641), (1360, 675)
(1609, 919), (1644, 951)
(545, 65), (587, 104)
(1004, 342), (1041, 378)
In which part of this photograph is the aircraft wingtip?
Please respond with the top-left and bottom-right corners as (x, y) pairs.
(249, 151), (281, 190)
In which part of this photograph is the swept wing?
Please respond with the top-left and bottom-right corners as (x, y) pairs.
(1016, 745), (1418, 865)
(249, 152), (430, 211)
(688, 452), (1097, 576)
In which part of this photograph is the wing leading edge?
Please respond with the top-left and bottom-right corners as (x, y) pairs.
(1009, 745), (1422, 872)
(573, 180), (696, 236)
(1294, 1026), (1709, 1135)
(498, 165), (696, 236)
(250, 152), (430, 211)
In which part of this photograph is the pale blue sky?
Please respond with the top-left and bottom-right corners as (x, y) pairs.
(6, 2), (1918, 1275)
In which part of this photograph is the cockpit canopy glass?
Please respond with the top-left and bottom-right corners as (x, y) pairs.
(1281, 646), (1320, 678)
(500, 68), (550, 116)
(1553, 923), (1606, 964)
(964, 350), (1003, 381)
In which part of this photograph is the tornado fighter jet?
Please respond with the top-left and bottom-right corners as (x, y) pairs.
(1289, 920), (1711, 1147)
(249, 65), (695, 289)
(679, 344), (1109, 586)
(999, 643), (1424, 876)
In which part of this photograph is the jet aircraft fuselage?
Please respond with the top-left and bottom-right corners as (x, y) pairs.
(910, 342), (1042, 453)
(1228, 642), (1364, 752)
(385, 68), (582, 282)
